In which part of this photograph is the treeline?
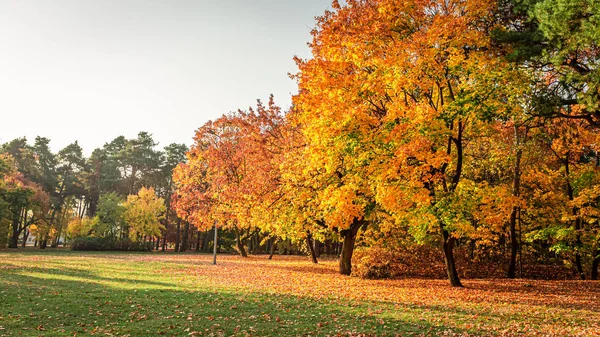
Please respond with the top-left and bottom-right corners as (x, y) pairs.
(171, 0), (600, 286)
(0, 132), (190, 250)
(3, 0), (600, 287)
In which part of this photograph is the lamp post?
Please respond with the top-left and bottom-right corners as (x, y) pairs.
(213, 220), (218, 265)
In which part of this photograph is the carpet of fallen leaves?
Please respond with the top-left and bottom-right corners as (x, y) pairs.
(0, 250), (598, 337)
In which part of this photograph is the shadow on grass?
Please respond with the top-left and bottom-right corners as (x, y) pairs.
(0, 264), (177, 290)
(3, 249), (598, 315)
(0, 264), (472, 337)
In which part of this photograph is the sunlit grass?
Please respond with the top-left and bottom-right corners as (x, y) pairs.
(0, 249), (598, 336)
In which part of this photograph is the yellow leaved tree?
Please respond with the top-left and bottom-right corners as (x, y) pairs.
(123, 187), (166, 241)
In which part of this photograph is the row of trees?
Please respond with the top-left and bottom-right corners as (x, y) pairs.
(0, 132), (188, 249)
(67, 187), (165, 242)
(172, 0), (600, 286)
(3, 0), (599, 287)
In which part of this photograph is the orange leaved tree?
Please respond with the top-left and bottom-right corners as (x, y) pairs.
(172, 98), (287, 256)
(292, 0), (516, 285)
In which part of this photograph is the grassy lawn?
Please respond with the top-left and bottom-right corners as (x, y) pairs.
(0, 250), (598, 336)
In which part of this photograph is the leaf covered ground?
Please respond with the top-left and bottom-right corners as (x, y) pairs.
(0, 250), (598, 336)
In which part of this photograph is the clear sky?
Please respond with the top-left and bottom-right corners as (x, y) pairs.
(0, 0), (331, 153)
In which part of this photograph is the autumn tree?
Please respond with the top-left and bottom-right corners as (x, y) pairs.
(172, 98), (288, 256)
(66, 216), (97, 239)
(290, 0), (526, 284)
(123, 187), (166, 241)
(0, 154), (50, 248)
(157, 143), (188, 250)
(526, 118), (600, 279)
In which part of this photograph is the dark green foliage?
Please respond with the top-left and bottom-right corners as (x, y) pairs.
(495, 0), (600, 124)
(70, 237), (153, 252)
(94, 192), (125, 239)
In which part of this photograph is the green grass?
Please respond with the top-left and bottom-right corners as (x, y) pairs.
(0, 249), (598, 336)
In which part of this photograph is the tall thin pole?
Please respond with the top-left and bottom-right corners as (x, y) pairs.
(213, 221), (218, 265)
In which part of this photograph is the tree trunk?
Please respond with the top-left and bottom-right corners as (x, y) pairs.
(248, 233), (254, 254)
(574, 238), (585, 280)
(508, 143), (522, 278)
(235, 229), (248, 257)
(162, 190), (170, 251)
(202, 230), (211, 252)
(52, 223), (63, 248)
(9, 215), (20, 249)
(314, 240), (321, 258)
(22, 229), (30, 247)
(574, 217), (585, 280)
(565, 155), (586, 280)
(196, 230), (201, 252)
(306, 231), (318, 264)
(508, 206), (519, 278)
(88, 196), (98, 217)
(339, 220), (362, 275)
(54, 208), (71, 248)
(434, 120), (464, 287)
(592, 249), (600, 280)
(268, 238), (277, 260)
(179, 221), (189, 252)
(324, 239), (331, 255)
(8, 207), (26, 249)
(174, 218), (181, 252)
(518, 208), (523, 278)
(49, 178), (67, 238)
(212, 223), (218, 265)
(251, 232), (260, 254)
(442, 228), (463, 287)
(40, 236), (48, 249)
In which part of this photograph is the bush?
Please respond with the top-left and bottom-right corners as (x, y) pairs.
(351, 246), (396, 279)
(352, 244), (448, 279)
(114, 238), (153, 252)
(351, 243), (577, 280)
(70, 237), (153, 252)
(70, 237), (111, 251)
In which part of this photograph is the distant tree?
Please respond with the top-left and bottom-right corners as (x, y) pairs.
(47, 142), (85, 248)
(32, 137), (58, 196)
(0, 154), (50, 248)
(83, 148), (119, 217)
(158, 143), (187, 250)
(1, 138), (40, 180)
(66, 216), (96, 239)
(94, 192), (125, 240)
(123, 187), (165, 241)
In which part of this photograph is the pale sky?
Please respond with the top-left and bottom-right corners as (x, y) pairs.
(0, 0), (331, 153)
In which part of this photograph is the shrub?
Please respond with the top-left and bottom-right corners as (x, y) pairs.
(351, 243), (576, 280)
(70, 237), (110, 251)
(114, 238), (153, 252)
(351, 246), (396, 279)
(70, 237), (153, 252)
